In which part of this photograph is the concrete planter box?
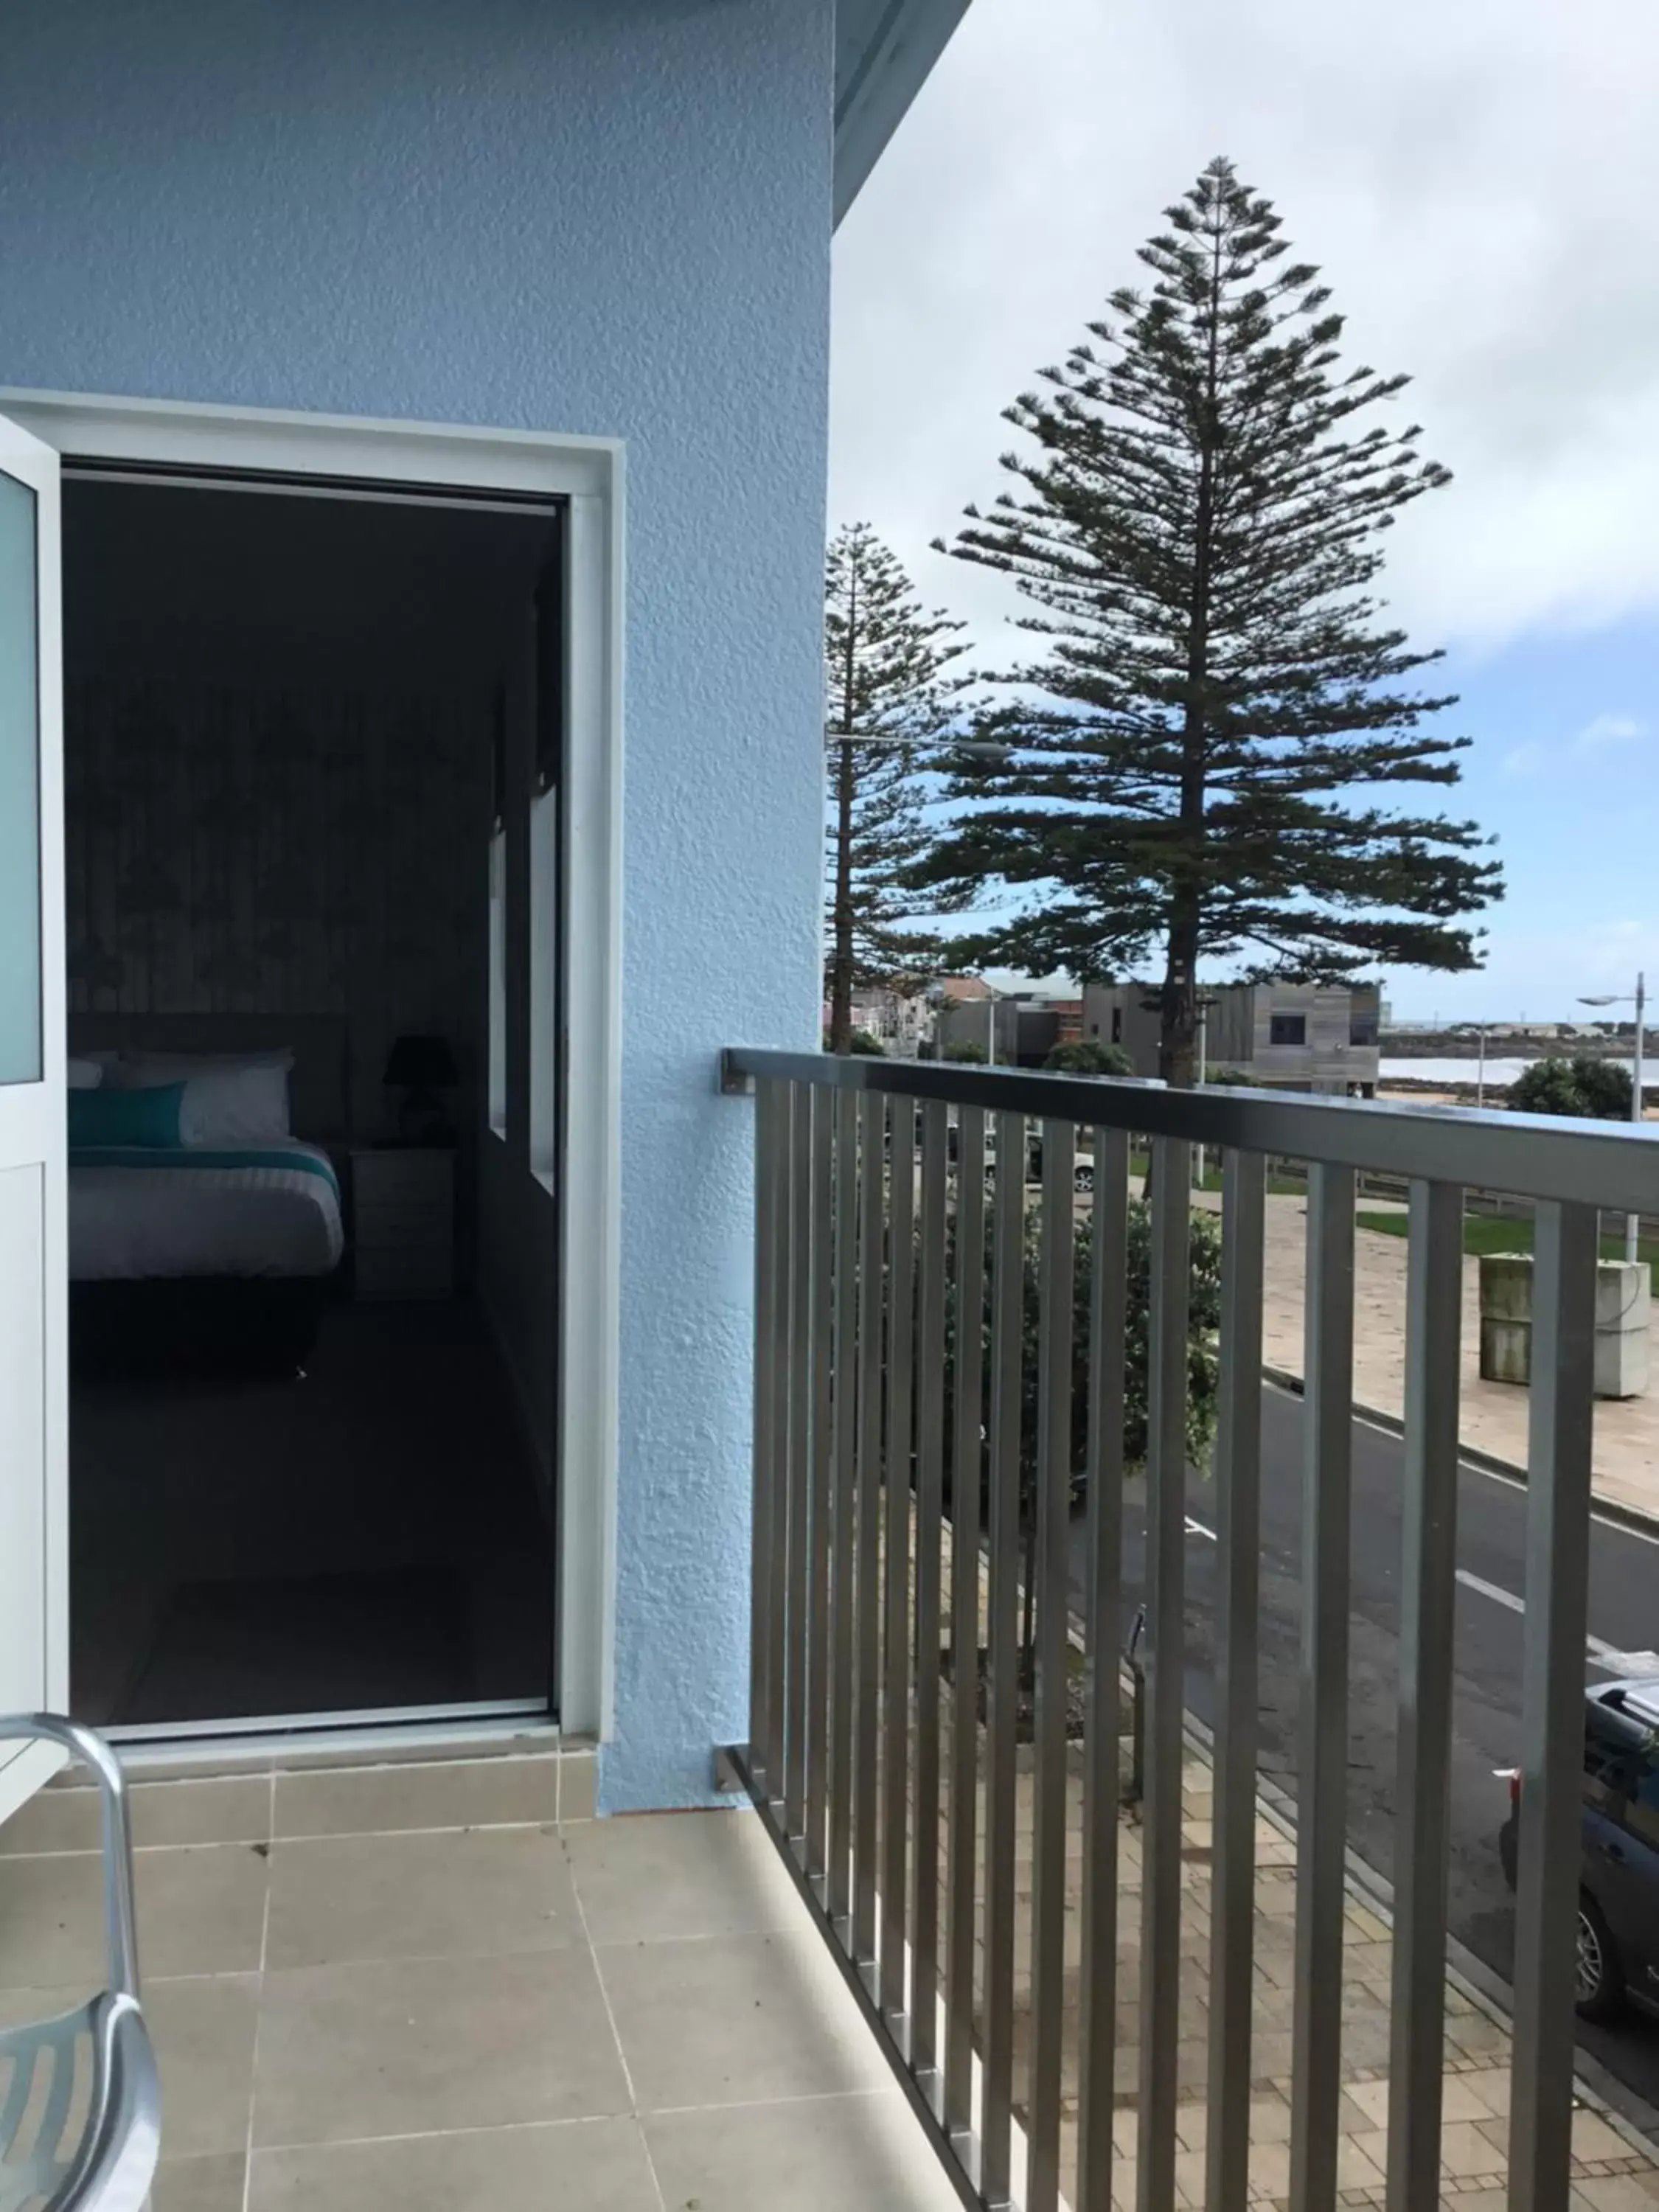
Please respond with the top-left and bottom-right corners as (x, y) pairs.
(1478, 1253), (1651, 1399)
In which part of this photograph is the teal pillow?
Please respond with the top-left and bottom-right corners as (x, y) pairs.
(69, 1082), (186, 1150)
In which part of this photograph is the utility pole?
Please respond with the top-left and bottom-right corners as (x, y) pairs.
(1578, 973), (1646, 1262)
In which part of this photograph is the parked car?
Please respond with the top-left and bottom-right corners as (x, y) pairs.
(1499, 1677), (1659, 2020)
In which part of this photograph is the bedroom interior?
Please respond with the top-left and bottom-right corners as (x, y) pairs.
(60, 471), (564, 1734)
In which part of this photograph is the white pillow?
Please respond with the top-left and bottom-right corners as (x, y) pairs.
(116, 1051), (293, 1146)
(177, 1065), (292, 1146)
(116, 1048), (295, 1082)
(66, 1057), (104, 1091)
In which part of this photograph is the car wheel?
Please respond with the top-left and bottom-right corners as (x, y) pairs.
(1074, 1165), (1094, 1193)
(1576, 1892), (1624, 2022)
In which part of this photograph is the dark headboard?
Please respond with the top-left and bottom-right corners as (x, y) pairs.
(66, 1013), (352, 1144)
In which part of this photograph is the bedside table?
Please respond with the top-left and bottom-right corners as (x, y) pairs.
(350, 1147), (455, 1301)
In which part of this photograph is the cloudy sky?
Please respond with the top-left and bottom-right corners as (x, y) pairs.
(830, 0), (1659, 1022)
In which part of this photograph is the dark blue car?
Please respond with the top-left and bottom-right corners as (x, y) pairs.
(1500, 1677), (1659, 2022)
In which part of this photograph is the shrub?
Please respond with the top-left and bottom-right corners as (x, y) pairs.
(942, 1040), (989, 1064)
(942, 1192), (1223, 1504)
(1511, 1053), (1632, 1121)
(1045, 1038), (1135, 1077)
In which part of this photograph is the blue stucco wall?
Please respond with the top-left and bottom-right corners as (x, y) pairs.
(0, 0), (832, 1807)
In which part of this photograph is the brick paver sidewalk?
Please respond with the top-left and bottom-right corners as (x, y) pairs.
(978, 1746), (1659, 2211)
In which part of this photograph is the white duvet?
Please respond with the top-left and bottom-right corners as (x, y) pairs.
(69, 1141), (345, 1281)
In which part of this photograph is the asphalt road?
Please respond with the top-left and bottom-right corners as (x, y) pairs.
(1070, 1383), (1659, 2121)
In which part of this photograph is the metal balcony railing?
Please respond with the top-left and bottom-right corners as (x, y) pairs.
(717, 1046), (1659, 2212)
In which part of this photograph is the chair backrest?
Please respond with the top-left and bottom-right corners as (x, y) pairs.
(0, 1719), (161, 2212)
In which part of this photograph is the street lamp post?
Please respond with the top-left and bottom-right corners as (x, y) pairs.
(1578, 973), (1647, 1262)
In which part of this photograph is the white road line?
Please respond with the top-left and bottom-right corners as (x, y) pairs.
(1266, 1378), (1659, 1551)
(1186, 1516), (1217, 1542)
(1453, 1567), (1658, 1674)
(1455, 1568), (1523, 1616)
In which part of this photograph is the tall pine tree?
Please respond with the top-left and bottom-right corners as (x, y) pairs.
(919, 159), (1503, 1084)
(824, 523), (968, 1053)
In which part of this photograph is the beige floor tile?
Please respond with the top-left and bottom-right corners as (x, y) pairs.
(251, 1948), (630, 2146)
(144, 1974), (262, 2160)
(150, 2153), (248, 2212)
(0, 1776), (271, 1857)
(272, 1756), (558, 1839)
(646, 2090), (962, 2211)
(559, 1752), (597, 1824)
(568, 1809), (800, 1943)
(264, 1826), (579, 1969)
(0, 1844), (268, 1986)
(247, 2117), (658, 2210)
(599, 1928), (891, 2112)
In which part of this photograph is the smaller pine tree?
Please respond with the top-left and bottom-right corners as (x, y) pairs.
(824, 524), (970, 1053)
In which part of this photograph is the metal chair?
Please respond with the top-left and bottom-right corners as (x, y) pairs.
(0, 1717), (160, 2212)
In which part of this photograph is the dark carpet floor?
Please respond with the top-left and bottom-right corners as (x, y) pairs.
(71, 1300), (553, 1728)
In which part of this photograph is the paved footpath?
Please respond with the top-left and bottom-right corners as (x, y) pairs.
(1203, 1192), (1659, 1525)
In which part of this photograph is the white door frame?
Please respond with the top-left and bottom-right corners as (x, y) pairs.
(0, 413), (68, 1823)
(1, 387), (624, 1746)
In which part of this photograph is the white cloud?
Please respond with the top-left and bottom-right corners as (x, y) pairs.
(832, 0), (1659, 658)
(1575, 712), (1646, 748)
(1503, 740), (1548, 776)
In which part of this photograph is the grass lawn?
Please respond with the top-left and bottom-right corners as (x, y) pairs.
(1357, 1208), (1659, 1286)
(1125, 1145), (1304, 1198)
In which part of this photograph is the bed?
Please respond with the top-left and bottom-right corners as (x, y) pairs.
(66, 1016), (349, 1373)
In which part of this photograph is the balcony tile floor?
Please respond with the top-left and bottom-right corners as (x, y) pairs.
(0, 1749), (959, 2211)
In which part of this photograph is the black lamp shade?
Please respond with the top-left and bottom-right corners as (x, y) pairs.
(383, 1034), (458, 1091)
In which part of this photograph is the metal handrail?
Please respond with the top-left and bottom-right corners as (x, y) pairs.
(721, 1046), (1659, 1214)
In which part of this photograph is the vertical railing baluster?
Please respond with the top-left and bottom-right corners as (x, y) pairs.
(882, 1098), (917, 2034)
(763, 1082), (790, 1806)
(804, 1085), (835, 1887)
(944, 1105), (987, 2159)
(1077, 1125), (1128, 2212)
(1138, 1133), (1191, 2212)
(1207, 1147), (1265, 2212)
(1386, 1177), (1463, 2212)
(981, 1108), (1025, 2210)
(1509, 1200), (1599, 2212)
(854, 1090), (886, 1978)
(1290, 1161), (1355, 2212)
(911, 1099), (948, 2088)
(749, 1078), (782, 1798)
(1028, 1120), (1074, 2212)
(829, 1088), (858, 1933)
(784, 1081), (813, 1851)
